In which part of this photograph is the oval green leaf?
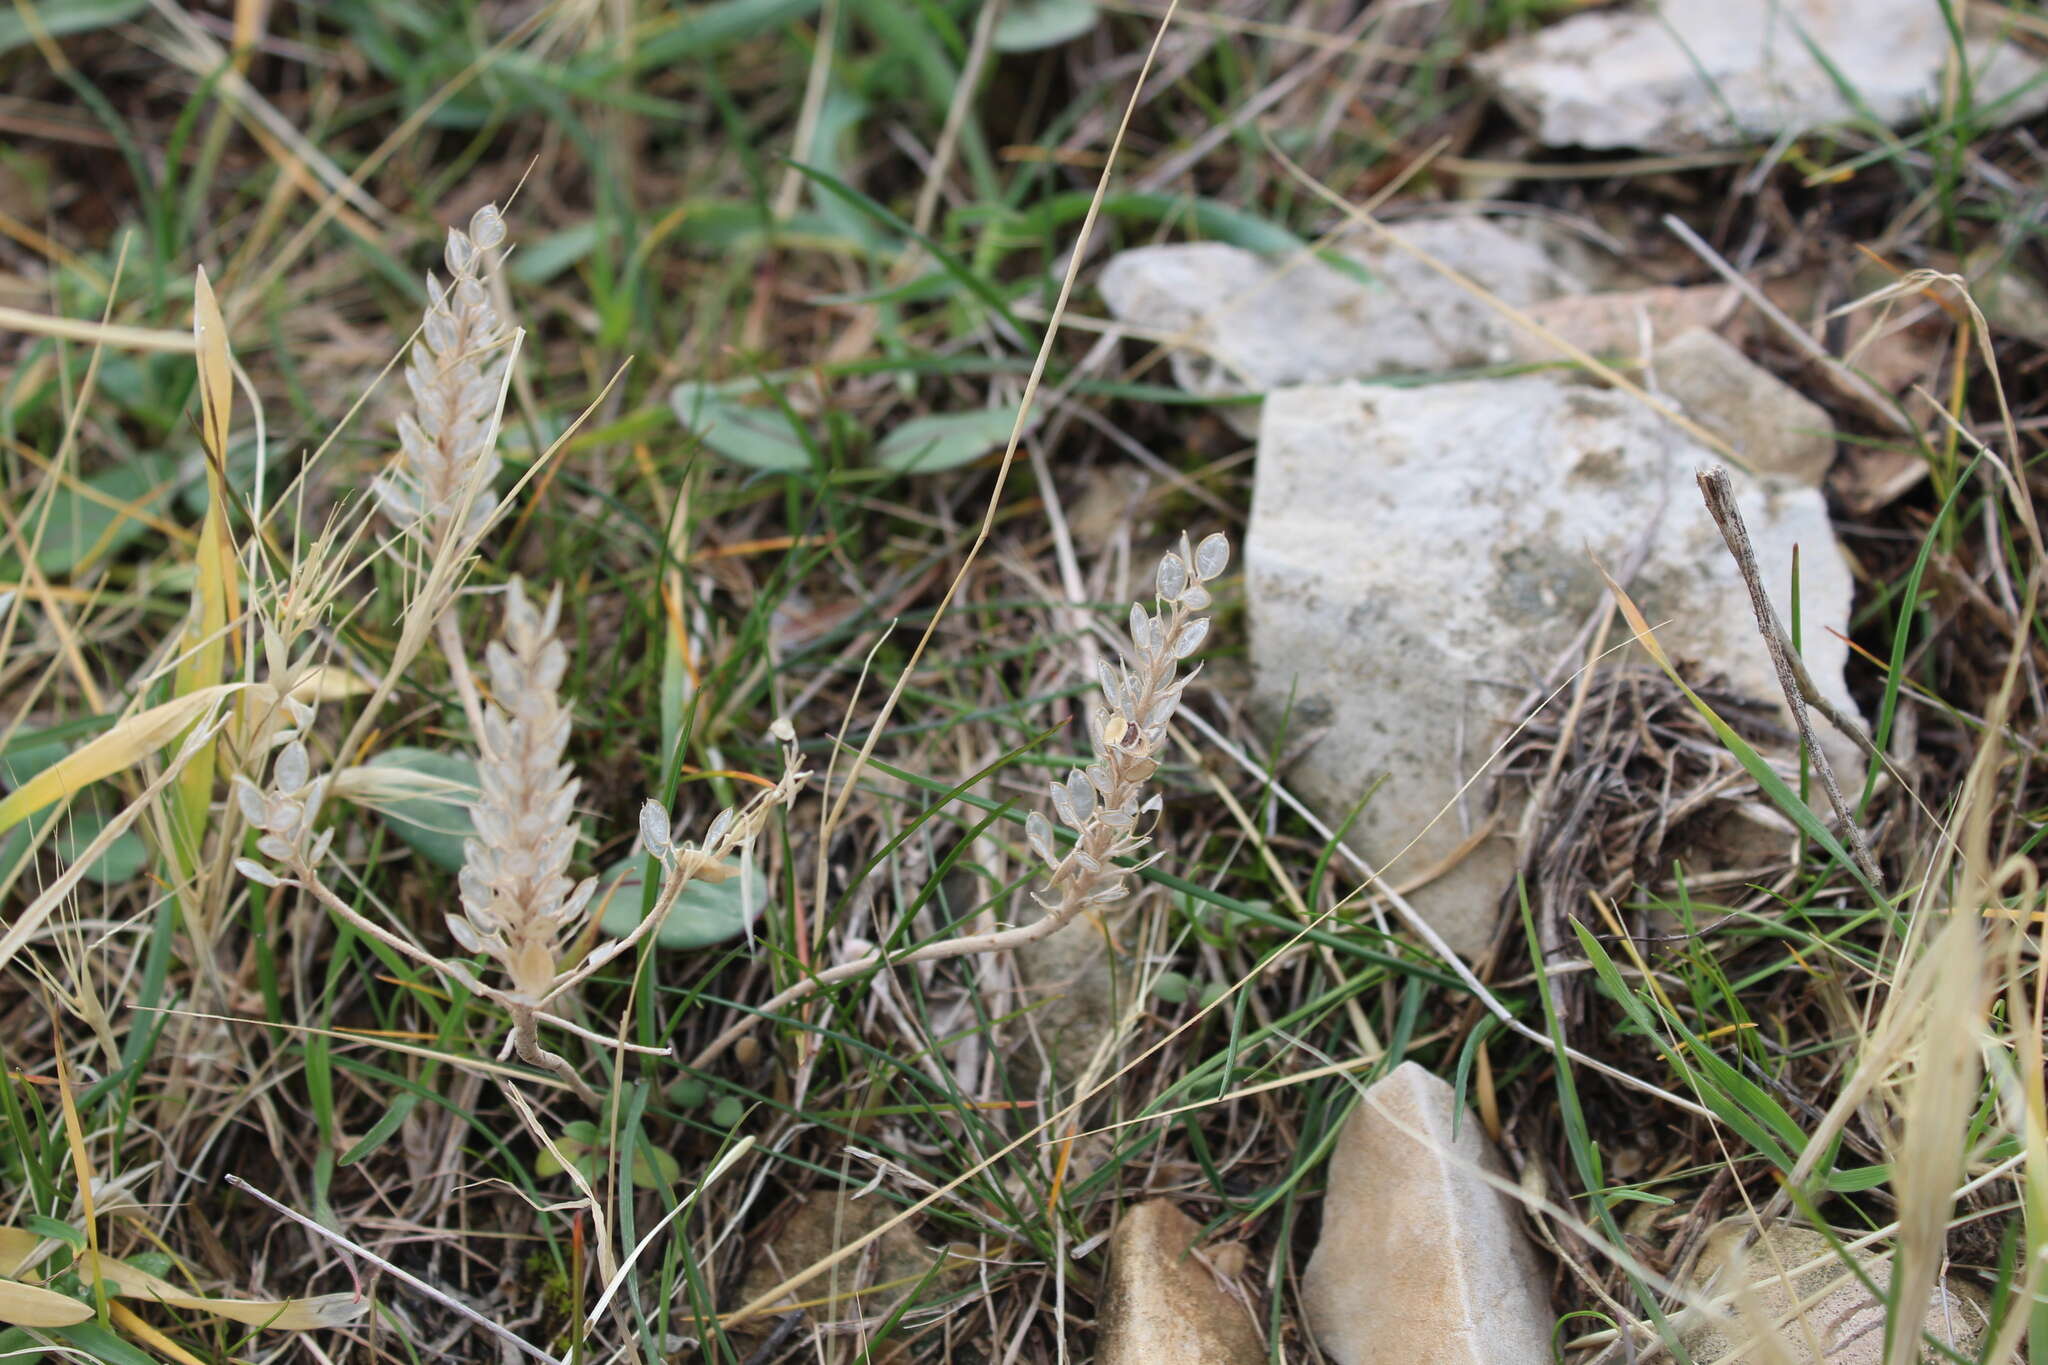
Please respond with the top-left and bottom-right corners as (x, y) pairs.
(596, 854), (769, 950)
(873, 409), (1027, 473)
(994, 0), (1098, 52)
(0, 731), (148, 886)
(360, 747), (477, 872)
(670, 382), (812, 473)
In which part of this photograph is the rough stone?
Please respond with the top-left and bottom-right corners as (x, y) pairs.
(1684, 1222), (1994, 1363)
(1471, 0), (2048, 152)
(1098, 1200), (1265, 1365)
(1507, 285), (1734, 366)
(1098, 218), (1578, 433)
(1301, 1063), (1553, 1365)
(734, 1189), (948, 1337)
(1014, 908), (1130, 1085)
(1248, 373), (1857, 957)
(1654, 328), (1837, 487)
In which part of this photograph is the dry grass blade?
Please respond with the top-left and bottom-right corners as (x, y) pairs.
(0, 1278), (94, 1328)
(0, 683), (256, 834)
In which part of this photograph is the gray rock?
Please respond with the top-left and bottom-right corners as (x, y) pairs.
(1684, 1222), (1995, 1363)
(1248, 374), (1857, 956)
(1098, 1200), (1264, 1365)
(1098, 219), (1577, 434)
(1472, 0), (2048, 152)
(1301, 1063), (1553, 1365)
(1654, 328), (1837, 487)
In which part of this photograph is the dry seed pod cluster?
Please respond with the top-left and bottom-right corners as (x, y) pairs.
(231, 736), (329, 887)
(371, 203), (510, 536)
(1025, 531), (1228, 912)
(451, 580), (598, 1001)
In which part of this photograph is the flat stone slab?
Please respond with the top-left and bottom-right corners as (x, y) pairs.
(1248, 373), (1858, 956)
(1098, 218), (1579, 432)
(1471, 0), (2048, 151)
(1302, 1063), (1553, 1365)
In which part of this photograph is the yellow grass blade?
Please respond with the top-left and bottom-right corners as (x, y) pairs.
(109, 1300), (209, 1365)
(192, 268), (234, 466)
(81, 1250), (368, 1330)
(0, 1227), (37, 1278)
(168, 271), (244, 871)
(0, 683), (256, 834)
(0, 1277), (93, 1327)
(50, 1039), (101, 1319)
(0, 1231), (364, 1332)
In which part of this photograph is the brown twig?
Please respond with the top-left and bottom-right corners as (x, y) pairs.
(1696, 465), (1884, 890)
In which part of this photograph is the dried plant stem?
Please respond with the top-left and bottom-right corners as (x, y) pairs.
(1696, 465), (1883, 889)
(508, 1006), (597, 1106)
(690, 877), (1103, 1069)
(434, 610), (488, 742)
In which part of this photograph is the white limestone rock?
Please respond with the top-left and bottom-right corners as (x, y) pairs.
(1471, 0), (2048, 152)
(1098, 219), (1578, 433)
(1301, 1063), (1553, 1365)
(1248, 373), (1858, 957)
(1684, 1222), (1995, 1363)
(1098, 1201), (1265, 1365)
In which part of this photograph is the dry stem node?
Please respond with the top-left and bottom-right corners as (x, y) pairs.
(371, 203), (510, 537)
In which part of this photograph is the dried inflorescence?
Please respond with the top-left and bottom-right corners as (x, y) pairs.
(452, 580), (597, 1002)
(1024, 531), (1228, 915)
(686, 532), (1228, 1070)
(371, 203), (510, 537)
(232, 733), (329, 889)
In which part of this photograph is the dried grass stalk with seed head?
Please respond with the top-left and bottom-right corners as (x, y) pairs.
(371, 203), (509, 536)
(1024, 530), (1228, 913)
(453, 579), (597, 1002)
(688, 532), (1228, 1069)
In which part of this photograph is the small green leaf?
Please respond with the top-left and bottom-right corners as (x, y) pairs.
(670, 383), (812, 473)
(1152, 971), (1191, 1004)
(361, 747), (477, 872)
(338, 1092), (420, 1167)
(710, 1096), (744, 1128)
(627, 1144), (681, 1189)
(48, 805), (150, 886)
(508, 222), (602, 285)
(596, 855), (770, 950)
(22, 1216), (82, 1250)
(666, 1077), (709, 1110)
(1824, 1163), (1891, 1193)
(873, 409), (1027, 473)
(994, 0), (1098, 51)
